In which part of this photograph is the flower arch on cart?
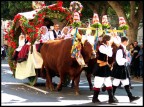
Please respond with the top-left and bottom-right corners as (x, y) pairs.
(4, 1), (73, 73)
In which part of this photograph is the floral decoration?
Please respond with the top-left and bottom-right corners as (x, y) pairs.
(69, 1), (83, 13)
(5, 1), (72, 73)
(32, 1), (45, 9)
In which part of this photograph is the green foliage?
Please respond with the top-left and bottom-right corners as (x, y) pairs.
(1, 1), (32, 20)
(71, 21), (82, 28)
(118, 25), (129, 30)
(91, 22), (102, 28)
(102, 24), (111, 29)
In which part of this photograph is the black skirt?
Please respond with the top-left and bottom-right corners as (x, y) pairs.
(112, 63), (129, 79)
(93, 64), (112, 77)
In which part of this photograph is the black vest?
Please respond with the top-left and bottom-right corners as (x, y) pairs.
(52, 30), (61, 39)
(118, 45), (126, 59)
(97, 44), (108, 62)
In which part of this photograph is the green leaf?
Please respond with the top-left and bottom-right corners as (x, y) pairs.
(91, 23), (102, 28)
(118, 25), (129, 30)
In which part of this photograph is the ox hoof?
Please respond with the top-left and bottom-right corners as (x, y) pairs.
(49, 86), (55, 91)
(56, 86), (62, 91)
(75, 92), (80, 95)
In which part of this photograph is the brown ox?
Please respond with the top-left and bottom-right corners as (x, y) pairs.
(40, 38), (93, 95)
(71, 42), (119, 92)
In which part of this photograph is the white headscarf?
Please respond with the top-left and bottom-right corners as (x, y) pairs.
(40, 26), (50, 42)
(61, 26), (71, 39)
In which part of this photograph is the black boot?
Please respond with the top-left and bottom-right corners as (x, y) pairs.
(92, 90), (100, 103)
(102, 85), (106, 92)
(112, 85), (118, 102)
(107, 89), (118, 103)
(11, 51), (19, 61)
(124, 85), (140, 102)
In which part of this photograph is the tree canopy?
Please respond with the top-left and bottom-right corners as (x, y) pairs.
(1, 1), (93, 21)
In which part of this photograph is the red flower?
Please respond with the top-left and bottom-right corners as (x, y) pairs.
(27, 28), (33, 33)
(26, 36), (31, 42)
(4, 34), (9, 40)
(42, 4), (45, 7)
(57, 1), (63, 7)
(9, 29), (14, 33)
(34, 33), (38, 38)
(10, 41), (17, 49)
(38, 13), (43, 17)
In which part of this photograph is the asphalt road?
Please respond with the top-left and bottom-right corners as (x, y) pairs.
(1, 59), (143, 106)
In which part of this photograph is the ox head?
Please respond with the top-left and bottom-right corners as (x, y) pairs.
(80, 36), (94, 65)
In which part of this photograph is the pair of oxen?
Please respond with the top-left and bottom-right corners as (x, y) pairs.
(39, 37), (117, 95)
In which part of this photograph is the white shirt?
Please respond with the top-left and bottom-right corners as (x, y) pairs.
(49, 30), (61, 40)
(113, 36), (121, 45)
(62, 33), (71, 39)
(1, 47), (4, 54)
(40, 32), (50, 42)
(116, 44), (128, 66)
(99, 43), (113, 57)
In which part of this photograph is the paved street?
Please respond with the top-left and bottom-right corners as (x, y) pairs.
(1, 59), (143, 106)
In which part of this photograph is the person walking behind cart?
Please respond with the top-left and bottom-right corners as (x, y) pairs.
(112, 36), (140, 102)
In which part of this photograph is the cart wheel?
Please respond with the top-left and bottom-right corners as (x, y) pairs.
(63, 75), (71, 87)
(28, 76), (37, 86)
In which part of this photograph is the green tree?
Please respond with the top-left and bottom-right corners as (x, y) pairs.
(85, 1), (143, 43)
(108, 1), (143, 43)
(1, 1), (32, 20)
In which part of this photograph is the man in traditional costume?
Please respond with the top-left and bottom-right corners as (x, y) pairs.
(112, 36), (140, 102)
(92, 35), (118, 103)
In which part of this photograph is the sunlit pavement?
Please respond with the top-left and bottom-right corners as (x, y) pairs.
(1, 59), (143, 106)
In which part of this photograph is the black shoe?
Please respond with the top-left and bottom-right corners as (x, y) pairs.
(130, 86), (134, 89)
(92, 98), (101, 103)
(102, 87), (106, 92)
(129, 96), (140, 102)
(92, 90), (100, 103)
(114, 96), (118, 102)
(109, 97), (118, 103)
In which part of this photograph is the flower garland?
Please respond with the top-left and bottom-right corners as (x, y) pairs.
(71, 39), (82, 58)
(5, 2), (72, 73)
(102, 15), (110, 29)
(32, 1), (45, 9)
(118, 17), (129, 30)
(69, 1), (83, 13)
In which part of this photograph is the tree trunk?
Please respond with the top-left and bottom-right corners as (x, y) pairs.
(127, 27), (138, 44)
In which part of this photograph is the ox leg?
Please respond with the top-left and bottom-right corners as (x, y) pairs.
(56, 73), (64, 91)
(85, 71), (93, 91)
(40, 63), (45, 78)
(74, 75), (80, 95)
(71, 78), (75, 88)
(45, 68), (54, 91)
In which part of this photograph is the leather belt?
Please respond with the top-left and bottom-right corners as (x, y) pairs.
(97, 60), (108, 67)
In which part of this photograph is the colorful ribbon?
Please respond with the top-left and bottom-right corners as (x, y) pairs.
(94, 28), (98, 51)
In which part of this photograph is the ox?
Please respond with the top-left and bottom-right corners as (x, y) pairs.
(40, 38), (93, 95)
(70, 42), (119, 92)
